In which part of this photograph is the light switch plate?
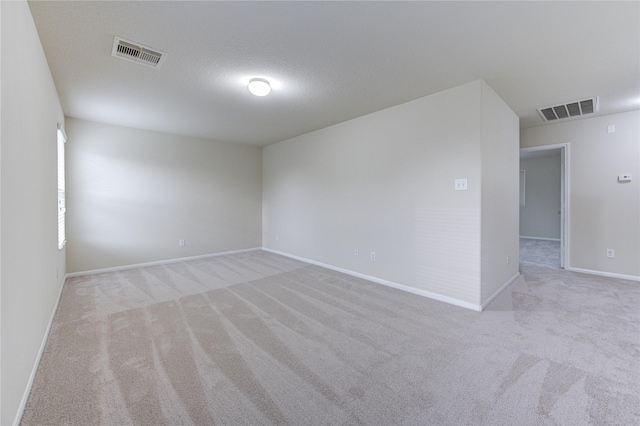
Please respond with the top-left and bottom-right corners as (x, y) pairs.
(455, 178), (468, 191)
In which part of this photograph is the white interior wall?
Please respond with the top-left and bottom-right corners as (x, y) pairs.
(263, 80), (519, 309)
(519, 153), (561, 239)
(480, 81), (520, 304)
(0, 2), (66, 424)
(521, 110), (640, 278)
(65, 118), (262, 273)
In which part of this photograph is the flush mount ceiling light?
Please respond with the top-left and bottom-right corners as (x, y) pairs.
(248, 78), (271, 96)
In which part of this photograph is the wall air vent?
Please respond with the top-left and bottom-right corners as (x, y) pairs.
(111, 37), (165, 68)
(537, 97), (599, 122)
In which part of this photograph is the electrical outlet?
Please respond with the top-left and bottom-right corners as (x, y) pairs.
(507, 256), (510, 265)
(276, 234), (280, 241)
(370, 252), (376, 261)
(606, 249), (615, 258)
(179, 239), (186, 247)
(354, 249), (359, 256)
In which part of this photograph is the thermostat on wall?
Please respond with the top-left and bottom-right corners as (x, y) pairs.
(618, 174), (632, 182)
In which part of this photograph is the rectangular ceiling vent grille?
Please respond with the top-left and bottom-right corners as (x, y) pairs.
(111, 37), (165, 68)
(537, 97), (599, 122)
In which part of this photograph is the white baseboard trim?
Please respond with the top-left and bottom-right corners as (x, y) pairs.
(262, 248), (482, 312)
(13, 277), (67, 426)
(565, 266), (640, 282)
(66, 247), (262, 278)
(519, 236), (561, 241)
(480, 272), (521, 311)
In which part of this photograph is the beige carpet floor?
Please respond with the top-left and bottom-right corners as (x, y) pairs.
(21, 250), (639, 425)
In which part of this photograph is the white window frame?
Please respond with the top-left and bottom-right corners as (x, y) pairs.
(57, 124), (67, 249)
(519, 169), (526, 207)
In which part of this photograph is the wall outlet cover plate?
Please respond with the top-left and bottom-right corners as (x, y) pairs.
(455, 178), (468, 190)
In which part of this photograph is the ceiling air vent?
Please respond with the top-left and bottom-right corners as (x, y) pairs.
(537, 97), (599, 122)
(111, 37), (166, 68)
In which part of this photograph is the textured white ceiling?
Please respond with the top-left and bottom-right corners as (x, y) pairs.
(29, 1), (640, 146)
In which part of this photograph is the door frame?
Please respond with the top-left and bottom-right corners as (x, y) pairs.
(519, 144), (569, 269)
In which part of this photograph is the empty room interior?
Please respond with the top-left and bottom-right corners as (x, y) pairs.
(2, 1), (639, 425)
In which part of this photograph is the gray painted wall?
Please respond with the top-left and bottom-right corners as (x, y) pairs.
(1, 2), (66, 424)
(263, 80), (519, 309)
(521, 110), (639, 278)
(519, 152), (561, 239)
(480, 82), (521, 303)
(65, 118), (263, 273)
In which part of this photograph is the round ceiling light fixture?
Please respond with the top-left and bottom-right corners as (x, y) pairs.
(247, 78), (271, 97)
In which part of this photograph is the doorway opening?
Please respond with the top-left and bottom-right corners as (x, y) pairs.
(519, 144), (569, 269)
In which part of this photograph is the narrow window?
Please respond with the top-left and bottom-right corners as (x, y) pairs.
(57, 125), (67, 249)
(519, 170), (526, 207)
